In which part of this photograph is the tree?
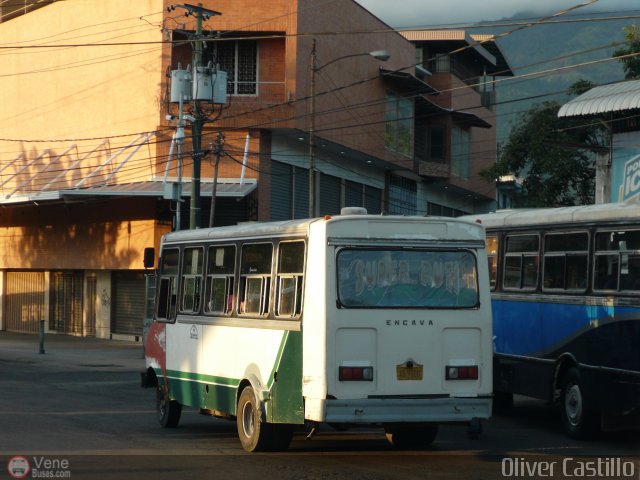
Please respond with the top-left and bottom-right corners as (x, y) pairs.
(566, 79), (595, 96)
(613, 24), (640, 80)
(480, 101), (605, 207)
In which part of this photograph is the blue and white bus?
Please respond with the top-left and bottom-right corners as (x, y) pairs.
(466, 203), (640, 439)
(142, 209), (494, 451)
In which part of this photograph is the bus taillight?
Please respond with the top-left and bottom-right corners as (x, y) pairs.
(339, 366), (374, 381)
(445, 366), (478, 380)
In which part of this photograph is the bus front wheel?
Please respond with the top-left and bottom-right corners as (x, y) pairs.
(236, 386), (293, 452)
(156, 386), (182, 428)
(560, 367), (600, 439)
(385, 425), (439, 449)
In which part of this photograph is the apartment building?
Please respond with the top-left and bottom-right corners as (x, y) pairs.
(401, 30), (513, 216)
(0, 0), (432, 337)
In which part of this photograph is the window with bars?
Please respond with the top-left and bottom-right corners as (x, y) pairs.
(209, 40), (258, 95)
(389, 175), (417, 215)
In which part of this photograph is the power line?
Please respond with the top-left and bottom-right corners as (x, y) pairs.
(398, 12), (640, 31)
(0, 3), (627, 162)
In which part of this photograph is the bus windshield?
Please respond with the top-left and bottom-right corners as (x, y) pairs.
(337, 248), (478, 308)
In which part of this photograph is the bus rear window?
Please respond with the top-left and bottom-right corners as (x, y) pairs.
(337, 249), (478, 308)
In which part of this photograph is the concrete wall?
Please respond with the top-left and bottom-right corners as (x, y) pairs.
(0, 0), (164, 191)
(95, 270), (112, 340)
(295, 0), (417, 168)
(0, 198), (162, 270)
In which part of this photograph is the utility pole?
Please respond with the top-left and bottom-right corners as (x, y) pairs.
(167, 3), (221, 229)
(308, 38), (317, 218)
(209, 131), (224, 227)
(190, 3), (205, 229)
(176, 96), (186, 230)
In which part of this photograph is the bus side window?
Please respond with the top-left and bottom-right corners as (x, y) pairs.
(276, 241), (305, 318)
(239, 243), (273, 316)
(594, 230), (623, 291)
(205, 245), (236, 315)
(543, 232), (588, 292)
(180, 247), (204, 314)
(156, 248), (179, 321)
(621, 254), (640, 291)
(486, 235), (498, 290)
(503, 234), (539, 290)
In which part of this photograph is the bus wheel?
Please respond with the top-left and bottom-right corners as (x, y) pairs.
(384, 425), (438, 449)
(560, 368), (600, 440)
(237, 386), (293, 452)
(156, 386), (182, 428)
(237, 386), (266, 451)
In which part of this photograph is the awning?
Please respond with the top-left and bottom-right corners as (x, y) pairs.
(0, 130), (258, 206)
(558, 80), (640, 117)
(1, 179), (257, 205)
(416, 96), (492, 129)
(380, 68), (439, 95)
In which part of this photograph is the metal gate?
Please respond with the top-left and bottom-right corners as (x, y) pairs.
(49, 271), (83, 335)
(86, 275), (97, 337)
(5, 271), (45, 333)
(111, 271), (145, 335)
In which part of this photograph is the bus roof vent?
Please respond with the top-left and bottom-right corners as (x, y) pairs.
(340, 207), (368, 216)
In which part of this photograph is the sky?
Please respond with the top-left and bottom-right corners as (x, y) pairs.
(355, 0), (639, 28)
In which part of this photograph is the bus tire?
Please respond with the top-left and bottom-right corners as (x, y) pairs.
(236, 386), (273, 452)
(156, 386), (181, 428)
(560, 367), (600, 440)
(385, 425), (438, 449)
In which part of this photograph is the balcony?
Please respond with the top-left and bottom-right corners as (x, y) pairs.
(417, 159), (450, 178)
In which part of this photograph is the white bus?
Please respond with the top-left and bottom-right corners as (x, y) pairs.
(141, 210), (493, 451)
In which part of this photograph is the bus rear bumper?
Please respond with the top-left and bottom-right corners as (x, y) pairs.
(307, 396), (492, 424)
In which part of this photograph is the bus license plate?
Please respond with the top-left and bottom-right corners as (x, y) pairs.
(396, 365), (423, 381)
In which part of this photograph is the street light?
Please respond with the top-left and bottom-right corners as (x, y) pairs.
(308, 39), (391, 218)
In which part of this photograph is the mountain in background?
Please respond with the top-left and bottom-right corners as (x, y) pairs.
(487, 12), (633, 142)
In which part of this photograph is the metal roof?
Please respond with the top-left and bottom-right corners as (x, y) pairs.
(0, 178), (257, 205)
(0, 130), (258, 206)
(558, 80), (640, 117)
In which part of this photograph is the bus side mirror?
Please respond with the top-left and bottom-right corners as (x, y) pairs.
(143, 247), (155, 269)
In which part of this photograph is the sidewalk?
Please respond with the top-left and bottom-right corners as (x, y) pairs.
(0, 331), (144, 372)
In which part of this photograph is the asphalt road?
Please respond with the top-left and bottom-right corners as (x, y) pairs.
(0, 332), (638, 480)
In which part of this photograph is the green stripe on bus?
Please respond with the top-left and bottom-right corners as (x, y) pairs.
(267, 330), (304, 424)
(267, 330), (290, 390)
(165, 369), (240, 387)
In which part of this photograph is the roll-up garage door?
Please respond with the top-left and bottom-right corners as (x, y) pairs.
(112, 271), (145, 335)
(319, 173), (341, 216)
(293, 168), (309, 219)
(271, 161), (292, 221)
(345, 181), (363, 209)
(50, 271), (83, 335)
(365, 185), (382, 214)
(5, 271), (45, 333)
